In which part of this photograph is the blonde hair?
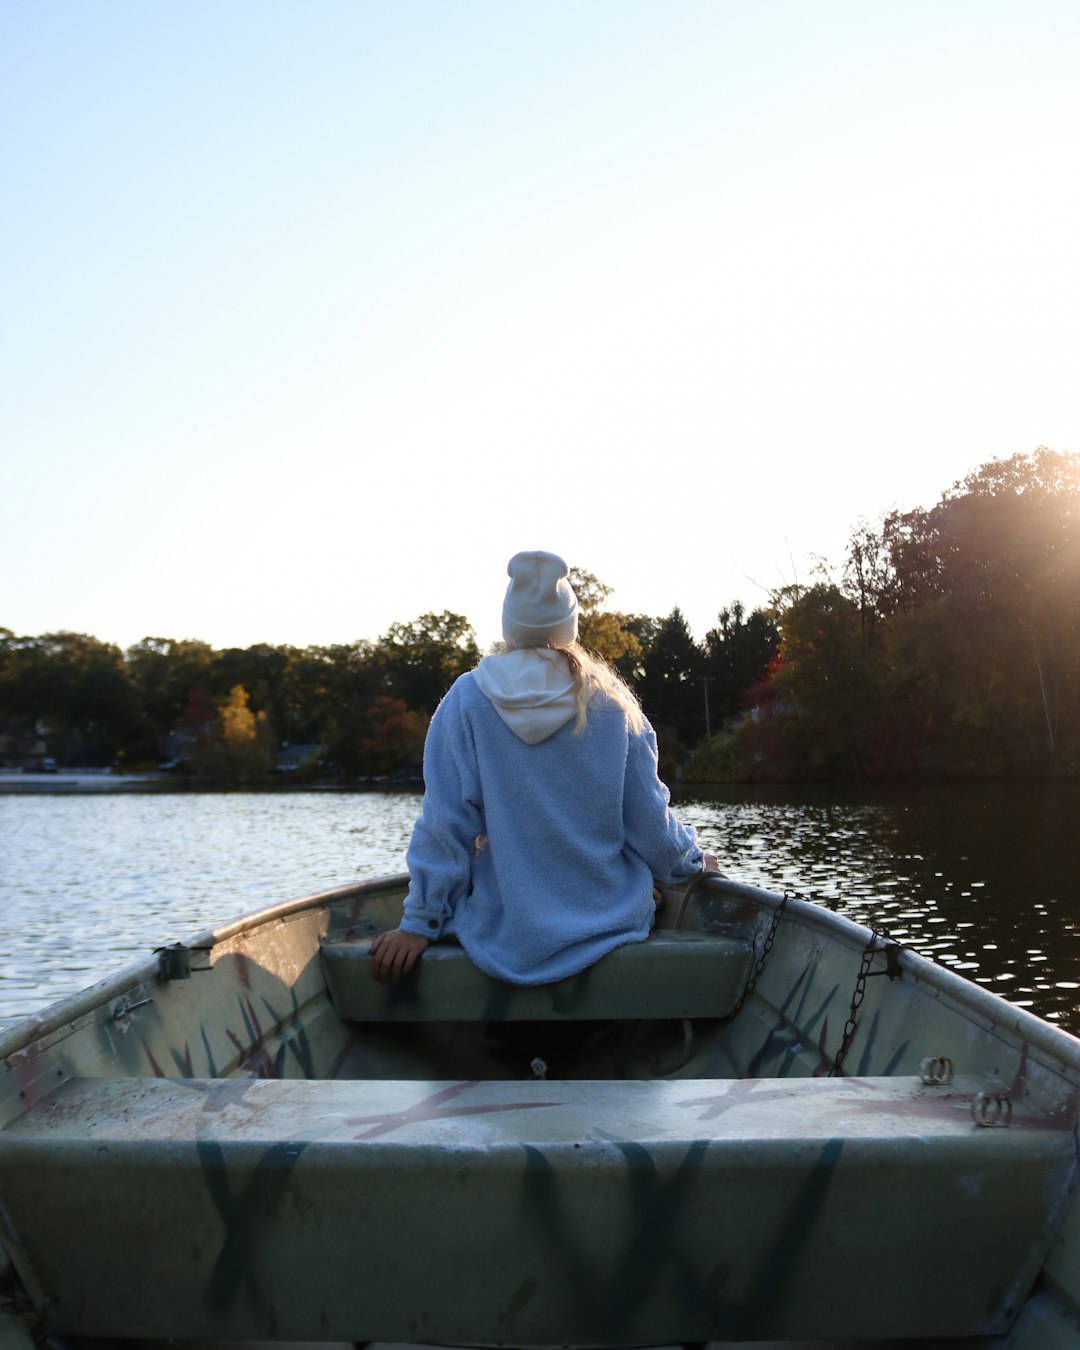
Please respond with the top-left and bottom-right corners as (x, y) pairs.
(496, 638), (646, 735)
(557, 641), (646, 736)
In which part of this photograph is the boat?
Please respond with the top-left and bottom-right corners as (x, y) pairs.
(1, 870), (1079, 1348)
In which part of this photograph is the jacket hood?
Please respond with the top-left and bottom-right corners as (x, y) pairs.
(472, 648), (577, 745)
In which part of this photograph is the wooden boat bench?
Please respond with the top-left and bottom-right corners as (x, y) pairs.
(320, 928), (755, 1022)
(0, 1071), (1074, 1343)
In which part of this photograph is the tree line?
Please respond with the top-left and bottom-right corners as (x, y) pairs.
(709, 446), (1080, 781)
(0, 574), (775, 785)
(2, 447), (1076, 783)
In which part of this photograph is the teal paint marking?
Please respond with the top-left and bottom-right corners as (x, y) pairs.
(345, 1081), (561, 1140)
(288, 1037), (314, 1078)
(748, 965), (839, 1076)
(519, 1143), (596, 1323)
(222, 992), (282, 1077)
(606, 1138), (715, 1336)
(854, 1011), (908, 1076)
(854, 1009), (881, 1075)
(880, 1040), (909, 1075)
(519, 1138), (717, 1341)
(780, 962), (811, 1009)
(200, 1026), (219, 1077)
(1009, 1043), (1032, 1099)
(199, 1079), (259, 1114)
(496, 1274), (538, 1339)
(197, 1136), (311, 1322)
(798, 980), (841, 1039)
(813, 1015), (834, 1075)
(776, 966), (818, 1075)
(747, 1017), (800, 1078)
(682, 1078), (806, 1122)
(170, 1042), (195, 1076)
(725, 1135), (846, 1339)
(224, 1026), (277, 1079)
(777, 966), (838, 1076)
(237, 995), (262, 1047)
(278, 989), (315, 1079)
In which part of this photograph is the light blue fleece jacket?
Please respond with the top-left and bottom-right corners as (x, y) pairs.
(399, 651), (703, 984)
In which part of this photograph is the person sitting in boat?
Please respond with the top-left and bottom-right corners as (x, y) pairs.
(371, 550), (719, 985)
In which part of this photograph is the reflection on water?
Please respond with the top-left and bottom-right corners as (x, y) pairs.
(3, 781), (1079, 1033)
(677, 780), (1080, 1032)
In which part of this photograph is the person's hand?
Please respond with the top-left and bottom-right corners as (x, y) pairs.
(370, 928), (431, 984)
(702, 851), (724, 874)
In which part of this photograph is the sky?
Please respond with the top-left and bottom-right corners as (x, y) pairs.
(3, 1), (1078, 653)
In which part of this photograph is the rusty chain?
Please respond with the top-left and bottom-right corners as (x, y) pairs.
(829, 924), (902, 1077)
(721, 890), (793, 1023)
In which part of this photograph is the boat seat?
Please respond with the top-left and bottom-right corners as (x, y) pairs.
(320, 928), (754, 1022)
(0, 1073), (1074, 1343)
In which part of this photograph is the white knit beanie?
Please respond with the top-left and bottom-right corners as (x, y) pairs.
(502, 551), (579, 648)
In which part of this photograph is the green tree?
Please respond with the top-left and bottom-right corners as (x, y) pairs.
(569, 566), (645, 669)
(768, 583), (885, 779)
(842, 521), (897, 640)
(307, 641), (388, 779)
(0, 629), (39, 763)
(613, 613), (663, 687)
(124, 637), (215, 764)
(702, 601), (778, 733)
(930, 449), (1080, 767)
(636, 607), (705, 755)
(277, 645), (348, 749)
(0, 631), (137, 767)
(862, 448), (1080, 773)
(377, 612), (480, 715)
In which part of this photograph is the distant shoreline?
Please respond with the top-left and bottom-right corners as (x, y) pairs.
(0, 770), (172, 794)
(0, 771), (422, 795)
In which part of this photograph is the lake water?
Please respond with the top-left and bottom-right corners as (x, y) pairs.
(2, 781), (1079, 1032)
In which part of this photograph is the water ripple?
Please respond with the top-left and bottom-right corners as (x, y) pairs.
(3, 780), (1080, 1033)
(0, 790), (418, 1023)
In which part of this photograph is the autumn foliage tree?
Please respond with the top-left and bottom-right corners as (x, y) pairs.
(570, 567), (645, 670)
(193, 684), (275, 785)
(356, 695), (429, 778)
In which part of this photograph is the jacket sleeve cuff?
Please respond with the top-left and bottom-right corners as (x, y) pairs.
(400, 913), (444, 940)
(670, 844), (705, 881)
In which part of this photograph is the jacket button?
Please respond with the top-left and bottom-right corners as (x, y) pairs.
(427, 919), (438, 931)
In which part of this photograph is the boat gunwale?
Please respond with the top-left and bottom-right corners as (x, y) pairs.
(706, 875), (1080, 1080)
(0, 873), (407, 1063)
(5, 870), (1080, 1088)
